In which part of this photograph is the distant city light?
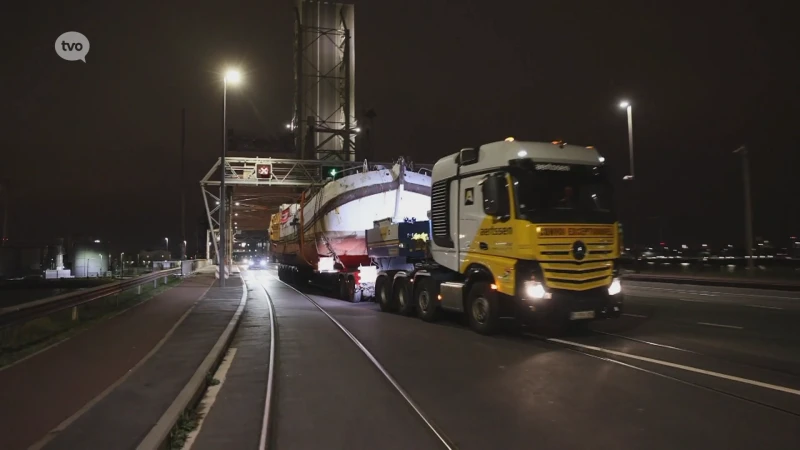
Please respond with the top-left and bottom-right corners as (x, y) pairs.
(94, 240), (101, 243)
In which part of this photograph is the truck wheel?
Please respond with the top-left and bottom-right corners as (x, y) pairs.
(376, 275), (395, 312)
(394, 278), (414, 316)
(415, 277), (439, 322)
(467, 281), (500, 335)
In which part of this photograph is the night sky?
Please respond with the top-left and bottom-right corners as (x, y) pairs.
(2, 0), (798, 254)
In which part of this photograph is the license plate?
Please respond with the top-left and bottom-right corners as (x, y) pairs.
(570, 310), (595, 320)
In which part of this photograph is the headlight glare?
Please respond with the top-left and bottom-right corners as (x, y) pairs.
(608, 278), (622, 296)
(524, 280), (548, 299)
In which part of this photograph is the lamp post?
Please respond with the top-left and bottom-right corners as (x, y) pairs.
(733, 146), (755, 273)
(220, 69), (241, 287)
(619, 100), (634, 180)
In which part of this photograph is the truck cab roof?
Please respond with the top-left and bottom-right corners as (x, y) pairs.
(432, 140), (605, 181)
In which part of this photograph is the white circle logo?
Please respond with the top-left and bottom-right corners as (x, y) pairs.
(55, 31), (90, 62)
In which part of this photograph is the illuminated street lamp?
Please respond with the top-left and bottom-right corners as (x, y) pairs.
(619, 100), (634, 180)
(220, 68), (242, 287)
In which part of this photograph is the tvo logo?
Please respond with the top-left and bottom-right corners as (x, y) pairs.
(55, 31), (90, 62)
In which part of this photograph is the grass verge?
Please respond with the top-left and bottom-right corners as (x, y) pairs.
(0, 275), (184, 368)
(168, 404), (203, 450)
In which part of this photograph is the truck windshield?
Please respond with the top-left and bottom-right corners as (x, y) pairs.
(509, 161), (615, 224)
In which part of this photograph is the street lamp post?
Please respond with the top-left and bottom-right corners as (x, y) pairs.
(165, 237), (169, 253)
(734, 146), (755, 273)
(220, 69), (241, 287)
(619, 101), (634, 180)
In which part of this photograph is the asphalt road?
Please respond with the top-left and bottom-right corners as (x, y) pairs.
(243, 267), (800, 450)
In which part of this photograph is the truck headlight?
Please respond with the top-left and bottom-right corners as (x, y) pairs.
(524, 280), (549, 300)
(260, 259), (267, 267)
(608, 277), (621, 296)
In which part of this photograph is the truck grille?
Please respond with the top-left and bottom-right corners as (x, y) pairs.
(537, 240), (614, 291)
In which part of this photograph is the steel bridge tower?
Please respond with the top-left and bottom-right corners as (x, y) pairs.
(293, 0), (358, 162)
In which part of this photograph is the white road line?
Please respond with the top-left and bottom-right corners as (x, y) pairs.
(183, 347), (238, 450)
(623, 313), (648, 318)
(548, 338), (800, 397)
(746, 304), (784, 310)
(678, 298), (709, 303)
(697, 322), (744, 330)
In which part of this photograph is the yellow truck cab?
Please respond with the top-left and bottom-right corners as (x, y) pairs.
(368, 139), (624, 334)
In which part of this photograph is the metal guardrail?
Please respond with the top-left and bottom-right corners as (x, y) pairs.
(0, 267), (181, 330)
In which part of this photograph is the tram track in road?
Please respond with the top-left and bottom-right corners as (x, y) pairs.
(257, 271), (458, 450)
(256, 277), (277, 450)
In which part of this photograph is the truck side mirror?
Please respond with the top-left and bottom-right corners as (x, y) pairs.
(482, 173), (510, 217)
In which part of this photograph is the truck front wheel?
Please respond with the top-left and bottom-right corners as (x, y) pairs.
(467, 282), (500, 335)
(415, 277), (439, 322)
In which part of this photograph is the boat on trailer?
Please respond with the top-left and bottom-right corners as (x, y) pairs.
(271, 159), (432, 301)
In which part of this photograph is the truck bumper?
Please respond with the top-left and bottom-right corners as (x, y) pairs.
(514, 288), (623, 322)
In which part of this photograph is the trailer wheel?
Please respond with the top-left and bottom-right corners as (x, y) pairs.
(467, 281), (500, 335)
(337, 276), (348, 300)
(415, 277), (439, 322)
(394, 278), (414, 316)
(375, 275), (395, 312)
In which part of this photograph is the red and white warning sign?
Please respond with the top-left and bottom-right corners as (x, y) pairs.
(256, 164), (272, 179)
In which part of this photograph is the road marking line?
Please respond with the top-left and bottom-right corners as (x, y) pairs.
(183, 347), (238, 450)
(548, 338), (800, 396)
(678, 298), (709, 303)
(746, 304), (783, 310)
(623, 313), (648, 318)
(697, 322), (743, 330)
